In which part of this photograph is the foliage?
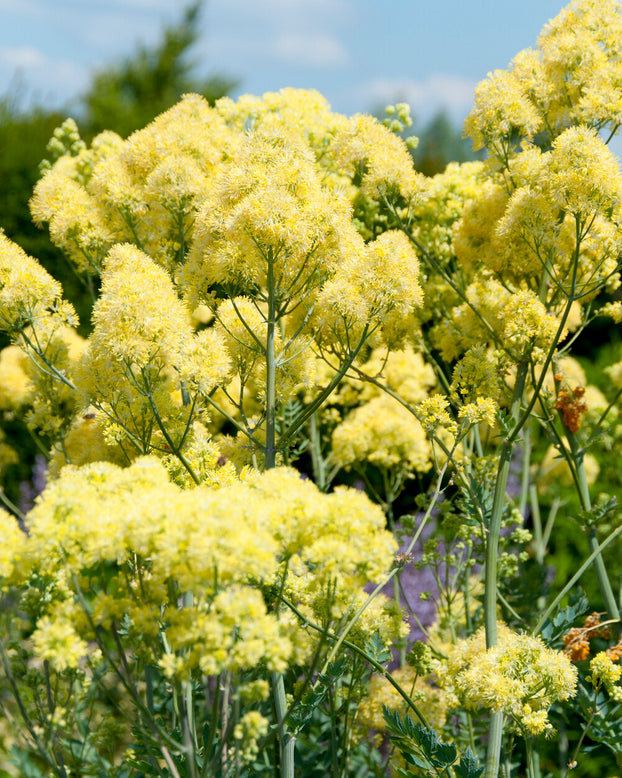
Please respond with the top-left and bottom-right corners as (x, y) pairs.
(81, 1), (237, 139)
(2, 1), (622, 776)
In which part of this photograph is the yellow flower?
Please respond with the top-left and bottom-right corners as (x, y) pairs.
(0, 232), (73, 334)
(0, 345), (31, 409)
(0, 509), (26, 583)
(437, 624), (578, 736)
(331, 394), (432, 474)
(31, 613), (89, 672)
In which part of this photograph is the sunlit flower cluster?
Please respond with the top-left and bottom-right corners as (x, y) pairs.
(325, 346), (437, 476)
(0, 232), (75, 335)
(465, 0), (622, 153)
(12, 457), (400, 678)
(436, 624), (578, 736)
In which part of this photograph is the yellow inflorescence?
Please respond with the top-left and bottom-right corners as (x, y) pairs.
(436, 624), (578, 736)
(12, 457), (401, 679)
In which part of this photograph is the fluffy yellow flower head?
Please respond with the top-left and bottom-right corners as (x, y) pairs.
(465, 0), (622, 155)
(0, 345), (31, 410)
(182, 125), (362, 310)
(331, 394), (432, 474)
(91, 243), (193, 368)
(464, 68), (543, 153)
(331, 113), (425, 202)
(437, 624), (578, 736)
(0, 232), (74, 335)
(30, 163), (114, 274)
(19, 457), (400, 677)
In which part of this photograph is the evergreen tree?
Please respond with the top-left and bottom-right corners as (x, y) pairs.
(413, 110), (483, 176)
(82, 1), (237, 139)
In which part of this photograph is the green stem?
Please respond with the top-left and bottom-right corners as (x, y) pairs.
(271, 671), (295, 777)
(279, 325), (372, 449)
(0, 631), (59, 773)
(141, 368), (200, 485)
(319, 455), (449, 675)
(533, 523), (622, 635)
(485, 712), (504, 778)
(485, 362), (528, 648)
(264, 252), (295, 778)
(265, 255), (277, 470)
(308, 412), (328, 491)
(519, 426), (531, 518)
(280, 596), (434, 731)
(525, 737), (540, 778)
(529, 485), (544, 565)
(566, 429), (620, 621)
(0, 488), (27, 523)
(483, 362), (528, 778)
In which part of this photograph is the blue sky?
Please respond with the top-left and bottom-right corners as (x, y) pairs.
(0, 0), (567, 130)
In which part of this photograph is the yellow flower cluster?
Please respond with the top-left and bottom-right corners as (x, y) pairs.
(31, 612), (89, 673)
(429, 0), (622, 383)
(330, 395), (431, 473)
(465, 0), (622, 152)
(73, 243), (231, 463)
(457, 397), (498, 428)
(0, 345), (31, 411)
(360, 667), (447, 734)
(358, 666), (447, 746)
(587, 652), (622, 701)
(412, 161), (486, 267)
(416, 395), (458, 437)
(452, 139), (622, 309)
(436, 624), (578, 736)
(214, 87), (347, 155)
(22, 88), (428, 476)
(331, 113), (425, 202)
(13, 457), (400, 678)
(0, 509), (25, 584)
(432, 278), (564, 364)
(31, 95), (237, 273)
(327, 346), (437, 476)
(0, 232), (75, 335)
(232, 710), (269, 765)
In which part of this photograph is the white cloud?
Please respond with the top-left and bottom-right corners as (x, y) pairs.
(208, 0), (353, 69)
(274, 33), (348, 67)
(0, 46), (87, 107)
(218, 0), (351, 22)
(359, 73), (477, 120)
(0, 45), (46, 69)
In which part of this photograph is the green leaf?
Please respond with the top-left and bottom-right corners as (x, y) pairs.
(454, 747), (484, 778)
(540, 590), (589, 646)
(365, 631), (392, 665)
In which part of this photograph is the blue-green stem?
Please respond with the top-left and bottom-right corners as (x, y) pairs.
(483, 361), (528, 778)
(263, 252), (295, 778)
(319, 453), (451, 675)
(519, 426), (531, 518)
(525, 738), (541, 778)
(280, 596), (436, 733)
(485, 362), (528, 648)
(533, 522), (622, 635)
(565, 429), (620, 621)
